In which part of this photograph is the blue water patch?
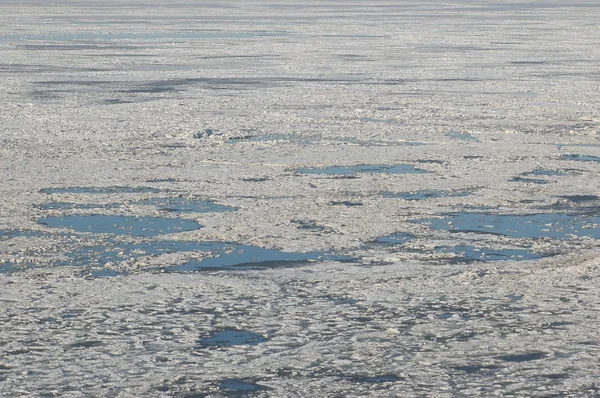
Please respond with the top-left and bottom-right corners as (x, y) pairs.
(436, 245), (545, 263)
(41, 186), (162, 195)
(172, 244), (354, 271)
(328, 296), (359, 305)
(38, 202), (122, 211)
(133, 197), (237, 213)
(59, 238), (354, 272)
(374, 232), (414, 245)
(414, 212), (600, 239)
(360, 117), (401, 125)
(0, 229), (48, 240)
(446, 132), (479, 142)
(557, 143), (600, 150)
(337, 138), (427, 147)
(2, 31), (287, 42)
(62, 239), (219, 268)
(524, 169), (568, 177)
(417, 159), (445, 164)
(510, 176), (548, 184)
(558, 195), (599, 203)
(382, 189), (473, 200)
(511, 169), (568, 184)
(88, 268), (122, 278)
(199, 329), (266, 347)
(498, 352), (547, 362)
(227, 132), (299, 144)
(291, 219), (331, 233)
(561, 154), (600, 162)
(329, 201), (363, 207)
(0, 261), (16, 273)
(241, 177), (270, 182)
(39, 215), (202, 237)
(296, 164), (427, 175)
(348, 374), (401, 383)
(218, 379), (265, 394)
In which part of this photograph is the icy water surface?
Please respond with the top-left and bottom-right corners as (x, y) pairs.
(382, 189), (473, 200)
(525, 169), (568, 177)
(0, 261), (16, 273)
(199, 329), (267, 347)
(558, 195), (599, 203)
(38, 215), (202, 237)
(133, 197), (237, 213)
(446, 132), (479, 142)
(218, 379), (266, 394)
(55, 238), (354, 272)
(40, 186), (162, 194)
(1, 31), (287, 42)
(374, 232), (414, 245)
(372, 232), (545, 263)
(172, 244), (354, 271)
(561, 154), (600, 162)
(510, 176), (549, 184)
(414, 212), (600, 239)
(296, 164), (427, 175)
(435, 245), (546, 263)
(1, 229), (48, 240)
(38, 202), (123, 211)
(511, 169), (568, 184)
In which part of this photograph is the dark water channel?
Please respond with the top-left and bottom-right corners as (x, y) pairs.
(296, 164), (427, 175)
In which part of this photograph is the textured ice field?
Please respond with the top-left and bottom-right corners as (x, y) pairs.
(1, 1), (600, 396)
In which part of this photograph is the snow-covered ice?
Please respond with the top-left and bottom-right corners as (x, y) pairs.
(1, 0), (600, 396)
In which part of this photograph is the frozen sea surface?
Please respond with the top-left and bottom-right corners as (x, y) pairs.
(2, 0), (600, 396)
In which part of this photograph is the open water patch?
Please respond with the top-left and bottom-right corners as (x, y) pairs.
(38, 202), (122, 211)
(557, 143), (600, 150)
(87, 268), (123, 278)
(296, 164), (427, 175)
(374, 232), (414, 245)
(561, 154), (600, 162)
(227, 132), (296, 144)
(291, 219), (333, 233)
(359, 117), (402, 125)
(446, 132), (479, 142)
(0, 261), (16, 273)
(435, 245), (545, 263)
(510, 176), (549, 184)
(347, 374), (401, 383)
(453, 364), (500, 374)
(557, 195), (599, 203)
(382, 189), (473, 200)
(1, 229), (48, 240)
(497, 352), (547, 362)
(57, 238), (354, 272)
(61, 239), (216, 268)
(413, 212), (600, 240)
(218, 379), (266, 394)
(41, 186), (162, 195)
(133, 197), (237, 213)
(511, 169), (567, 185)
(199, 329), (267, 347)
(525, 169), (568, 177)
(172, 244), (354, 271)
(417, 159), (445, 164)
(241, 177), (271, 182)
(339, 138), (427, 147)
(39, 215), (202, 237)
(329, 201), (363, 207)
(2, 31), (288, 42)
